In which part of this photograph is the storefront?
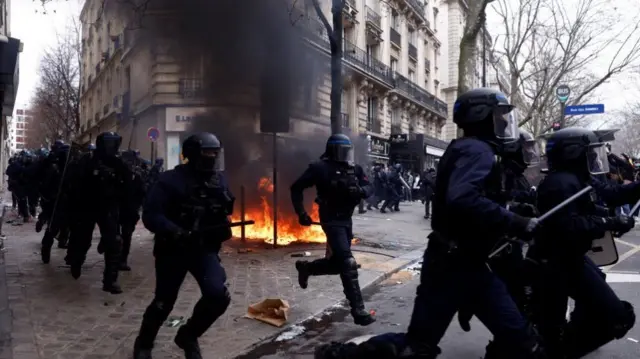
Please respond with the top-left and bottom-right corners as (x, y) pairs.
(389, 133), (449, 173)
(423, 136), (449, 170)
(366, 134), (390, 165)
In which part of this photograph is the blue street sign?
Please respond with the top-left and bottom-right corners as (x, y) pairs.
(147, 127), (160, 141)
(564, 104), (605, 115)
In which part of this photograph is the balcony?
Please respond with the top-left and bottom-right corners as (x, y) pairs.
(425, 58), (431, 72)
(392, 72), (447, 117)
(179, 78), (203, 98)
(366, 118), (382, 133)
(103, 104), (109, 115)
(341, 112), (350, 128)
(404, 0), (427, 23)
(342, 0), (358, 28)
(343, 39), (394, 86)
(390, 27), (401, 48)
(409, 44), (418, 60)
(365, 6), (383, 44)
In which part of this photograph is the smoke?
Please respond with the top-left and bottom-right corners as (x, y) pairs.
(111, 0), (370, 217)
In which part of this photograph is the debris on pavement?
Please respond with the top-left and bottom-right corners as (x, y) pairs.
(275, 324), (306, 342)
(245, 298), (290, 327)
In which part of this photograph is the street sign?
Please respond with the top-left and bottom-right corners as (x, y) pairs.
(564, 104), (605, 116)
(147, 127), (160, 142)
(556, 85), (570, 103)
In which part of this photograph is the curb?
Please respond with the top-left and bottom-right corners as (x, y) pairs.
(0, 204), (12, 359)
(233, 247), (425, 357)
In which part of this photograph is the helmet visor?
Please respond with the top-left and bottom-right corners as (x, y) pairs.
(587, 143), (609, 175)
(332, 144), (354, 163)
(494, 106), (519, 141)
(522, 138), (541, 165)
(199, 147), (224, 172)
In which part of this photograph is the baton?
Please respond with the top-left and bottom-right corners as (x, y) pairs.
(197, 220), (255, 232)
(630, 198), (640, 217)
(489, 185), (593, 258)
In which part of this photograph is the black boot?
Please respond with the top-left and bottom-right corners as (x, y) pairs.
(174, 326), (203, 359)
(41, 231), (55, 264)
(35, 218), (45, 233)
(295, 261), (310, 289)
(119, 234), (132, 271)
(57, 236), (68, 249)
(103, 251), (123, 294)
(340, 269), (375, 326)
(133, 337), (153, 359)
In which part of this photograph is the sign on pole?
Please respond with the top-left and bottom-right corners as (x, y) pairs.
(564, 104), (605, 116)
(147, 127), (160, 142)
(556, 85), (571, 103)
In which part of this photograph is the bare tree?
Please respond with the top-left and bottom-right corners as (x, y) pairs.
(612, 104), (640, 157)
(32, 23), (82, 142)
(491, 0), (640, 136)
(458, 0), (494, 93)
(24, 110), (51, 149)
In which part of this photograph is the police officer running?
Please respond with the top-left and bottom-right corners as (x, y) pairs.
(133, 133), (233, 359)
(291, 133), (376, 326)
(402, 88), (543, 358)
(530, 127), (639, 358)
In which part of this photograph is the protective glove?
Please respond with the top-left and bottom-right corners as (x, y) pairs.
(298, 212), (313, 226)
(509, 202), (537, 217)
(606, 215), (635, 236)
(524, 218), (540, 233)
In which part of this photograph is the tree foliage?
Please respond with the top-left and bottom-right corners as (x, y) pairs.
(490, 0), (640, 136)
(31, 23), (81, 143)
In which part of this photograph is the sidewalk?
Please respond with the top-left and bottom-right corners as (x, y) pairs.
(0, 201), (429, 359)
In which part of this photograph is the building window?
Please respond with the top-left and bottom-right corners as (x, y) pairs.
(433, 49), (438, 69)
(434, 82), (439, 95)
(409, 70), (415, 82)
(433, 10), (438, 32)
(408, 28), (416, 45)
(391, 108), (400, 125)
(367, 97), (378, 120)
(391, 10), (399, 30)
(390, 58), (398, 72)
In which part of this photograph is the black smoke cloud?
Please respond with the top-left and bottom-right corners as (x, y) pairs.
(111, 0), (370, 219)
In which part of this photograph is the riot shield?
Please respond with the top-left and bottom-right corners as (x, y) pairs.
(587, 231), (619, 267)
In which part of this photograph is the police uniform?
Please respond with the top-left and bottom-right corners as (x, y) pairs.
(134, 132), (232, 359)
(291, 133), (376, 326)
(530, 127), (639, 357)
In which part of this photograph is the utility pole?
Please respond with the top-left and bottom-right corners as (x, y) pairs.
(481, 24), (487, 87)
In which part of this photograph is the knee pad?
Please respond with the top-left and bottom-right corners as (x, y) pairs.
(145, 299), (174, 321)
(613, 300), (635, 339)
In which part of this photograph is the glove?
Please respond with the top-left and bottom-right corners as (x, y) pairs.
(509, 202), (537, 217)
(298, 212), (313, 226)
(525, 218), (540, 233)
(606, 215), (635, 236)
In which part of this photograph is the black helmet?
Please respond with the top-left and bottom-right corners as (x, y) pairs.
(322, 133), (353, 163)
(504, 129), (540, 167)
(95, 132), (122, 157)
(453, 88), (517, 141)
(545, 127), (608, 175)
(182, 132), (224, 173)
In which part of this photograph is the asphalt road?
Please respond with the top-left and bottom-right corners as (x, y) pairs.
(241, 231), (640, 359)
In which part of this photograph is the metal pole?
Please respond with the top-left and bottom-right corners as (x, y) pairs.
(272, 132), (278, 248)
(482, 25), (487, 87)
(559, 102), (566, 128)
(240, 185), (246, 242)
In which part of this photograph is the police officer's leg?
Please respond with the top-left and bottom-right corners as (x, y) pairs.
(67, 218), (96, 278)
(27, 190), (38, 218)
(11, 192), (16, 209)
(134, 255), (189, 359)
(358, 199), (366, 214)
(424, 195), (431, 219)
(16, 188), (29, 221)
(406, 242), (469, 358)
(176, 252), (230, 357)
(96, 209), (123, 294)
(36, 199), (51, 233)
(119, 211), (140, 271)
(40, 212), (62, 264)
(563, 259), (635, 358)
(329, 225), (375, 326)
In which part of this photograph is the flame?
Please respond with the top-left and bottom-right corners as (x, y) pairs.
(231, 177), (327, 245)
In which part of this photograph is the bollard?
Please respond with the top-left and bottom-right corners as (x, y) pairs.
(240, 185), (246, 242)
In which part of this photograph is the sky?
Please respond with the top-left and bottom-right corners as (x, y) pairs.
(10, 0), (82, 111)
(8, 0), (640, 129)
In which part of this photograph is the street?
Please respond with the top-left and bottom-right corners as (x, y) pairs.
(240, 229), (640, 359)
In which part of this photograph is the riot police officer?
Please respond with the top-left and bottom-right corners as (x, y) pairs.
(291, 133), (376, 326)
(530, 127), (639, 357)
(133, 133), (233, 359)
(118, 150), (147, 271)
(65, 132), (128, 294)
(403, 88), (543, 358)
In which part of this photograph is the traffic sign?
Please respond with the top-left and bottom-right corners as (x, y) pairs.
(556, 85), (570, 103)
(564, 104), (605, 116)
(147, 127), (160, 141)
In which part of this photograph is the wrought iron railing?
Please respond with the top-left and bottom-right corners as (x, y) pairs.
(365, 6), (381, 28)
(406, 0), (426, 20)
(393, 72), (447, 116)
(343, 39), (394, 85)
